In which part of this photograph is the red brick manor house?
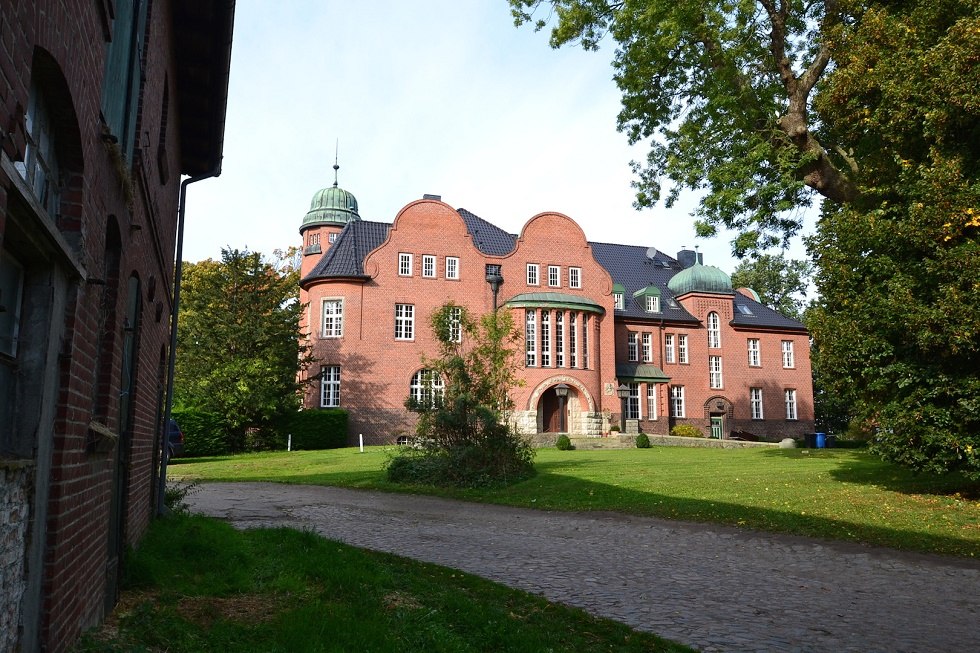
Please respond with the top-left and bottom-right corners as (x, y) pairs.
(298, 176), (814, 444)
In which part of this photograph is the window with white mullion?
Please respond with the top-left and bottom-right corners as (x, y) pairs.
(570, 312), (578, 368)
(627, 332), (638, 362)
(541, 310), (551, 367)
(709, 355), (723, 389)
(422, 255), (436, 278)
(556, 311), (565, 367)
(678, 334), (688, 364)
(569, 267), (582, 288)
(669, 385), (685, 418)
(748, 338), (761, 367)
(398, 253), (413, 276)
(320, 365), (340, 407)
(785, 389), (797, 420)
(665, 334), (675, 363)
(707, 312), (721, 348)
(548, 265), (560, 287)
(445, 256), (460, 280)
(321, 298), (343, 338)
(525, 309), (537, 367)
(782, 340), (795, 368)
(527, 263), (539, 286)
(582, 314), (589, 368)
(394, 304), (414, 340)
(642, 333), (652, 363)
(750, 387), (763, 420)
(646, 384), (658, 420)
(626, 382), (641, 420)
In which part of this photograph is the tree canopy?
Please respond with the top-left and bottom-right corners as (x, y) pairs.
(175, 248), (312, 450)
(730, 254), (813, 321)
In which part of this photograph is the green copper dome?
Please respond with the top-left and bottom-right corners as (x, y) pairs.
(301, 161), (361, 231)
(667, 261), (733, 295)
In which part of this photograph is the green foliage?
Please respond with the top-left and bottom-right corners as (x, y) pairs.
(670, 424), (704, 439)
(171, 406), (227, 457)
(175, 248), (313, 451)
(555, 434), (575, 450)
(635, 432), (651, 449)
(730, 255), (813, 321)
(163, 479), (200, 515)
(389, 303), (535, 487)
(808, 0), (980, 481)
(285, 409), (348, 451)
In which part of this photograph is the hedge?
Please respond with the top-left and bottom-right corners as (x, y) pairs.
(171, 407), (227, 457)
(284, 409), (348, 450)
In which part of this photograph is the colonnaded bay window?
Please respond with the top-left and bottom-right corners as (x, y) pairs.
(445, 256), (459, 280)
(669, 385), (685, 418)
(582, 315), (589, 368)
(646, 384), (658, 420)
(748, 338), (761, 366)
(627, 332), (638, 362)
(410, 369), (445, 407)
(707, 312), (721, 348)
(555, 312), (565, 367)
(750, 387), (763, 419)
(540, 310), (551, 367)
(570, 312), (578, 367)
(626, 382), (640, 420)
(394, 304), (414, 340)
(782, 340), (795, 368)
(525, 309), (537, 367)
(321, 298), (343, 338)
(785, 389), (797, 420)
(320, 365), (340, 407)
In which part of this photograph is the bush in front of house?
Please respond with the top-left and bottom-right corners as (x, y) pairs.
(284, 409), (349, 450)
(171, 407), (227, 457)
(555, 434), (575, 450)
(635, 432), (651, 448)
(670, 424), (704, 438)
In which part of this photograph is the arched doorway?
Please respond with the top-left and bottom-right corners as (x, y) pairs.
(540, 386), (568, 433)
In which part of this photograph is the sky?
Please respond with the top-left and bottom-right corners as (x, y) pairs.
(184, 0), (813, 274)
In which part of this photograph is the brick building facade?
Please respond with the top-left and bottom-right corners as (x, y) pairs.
(0, 2), (234, 651)
(298, 182), (814, 444)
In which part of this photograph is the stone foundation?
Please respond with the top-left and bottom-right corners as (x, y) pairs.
(1, 460), (32, 653)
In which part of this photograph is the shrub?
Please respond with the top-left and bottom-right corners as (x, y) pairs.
(670, 424), (704, 438)
(609, 424), (621, 432)
(171, 407), (227, 457)
(284, 409), (348, 450)
(387, 438), (535, 489)
(555, 434), (575, 450)
(635, 432), (651, 448)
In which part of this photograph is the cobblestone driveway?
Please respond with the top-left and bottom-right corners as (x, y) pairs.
(188, 482), (979, 653)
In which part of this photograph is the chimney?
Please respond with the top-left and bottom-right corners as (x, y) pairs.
(422, 193), (441, 201)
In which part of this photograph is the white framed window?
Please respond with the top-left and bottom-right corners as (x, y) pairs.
(328, 232), (338, 243)
(750, 387), (763, 420)
(422, 255), (436, 278)
(395, 304), (415, 340)
(646, 295), (660, 313)
(614, 293), (625, 310)
(646, 384), (658, 420)
(785, 388), (798, 420)
(669, 385), (685, 418)
(709, 355), (723, 389)
(569, 267), (582, 289)
(541, 310), (551, 367)
(748, 338), (761, 367)
(525, 309), (537, 367)
(570, 312), (578, 368)
(448, 306), (462, 343)
(627, 332), (638, 362)
(665, 334), (675, 363)
(321, 298), (343, 338)
(642, 333), (652, 363)
(410, 369), (445, 407)
(527, 263), (539, 286)
(308, 232), (320, 247)
(782, 340), (795, 368)
(398, 253), (413, 276)
(556, 311), (565, 367)
(678, 334), (688, 364)
(707, 312), (721, 348)
(396, 435), (410, 445)
(582, 314), (589, 368)
(626, 382), (641, 420)
(320, 365), (340, 408)
(445, 256), (460, 280)
(548, 265), (560, 287)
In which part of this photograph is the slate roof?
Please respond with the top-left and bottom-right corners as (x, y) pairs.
(301, 220), (390, 284)
(457, 208), (517, 256)
(730, 293), (808, 331)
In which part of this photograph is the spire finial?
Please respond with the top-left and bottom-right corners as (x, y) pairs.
(332, 140), (339, 187)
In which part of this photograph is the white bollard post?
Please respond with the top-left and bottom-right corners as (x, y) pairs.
(359, 433), (364, 453)
(287, 433), (292, 451)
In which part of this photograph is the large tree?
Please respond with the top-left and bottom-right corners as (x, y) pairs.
(175, 248), (312, 450)
(730, 254), (812, 321)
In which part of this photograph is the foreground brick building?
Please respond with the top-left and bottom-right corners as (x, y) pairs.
(0, 2), (234, 650)
(298, 180), (814, 444)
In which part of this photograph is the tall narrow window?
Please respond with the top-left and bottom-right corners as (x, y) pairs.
(642, 333), (652, 362)
(527, 263), (539, 286)
(627, 332), (638, 362)
(614, 293), (624, 310)
(422, 255), (436, 278)
(15, 80), (60, 215)
(669, 385), (685, 418)
(320, 365), (340, 407)
(646, 384), (658, 420)
(626, 383), (640, 420)
(707, 312), (721, 348)
(782, 340), (795, 368)
(750, 388), (763, 419)
(678, 334), (688, 364)
(394, 304), (414, 340)
(548, 265), (560, 287)
(101, 0), (149, 161)
(525, 310), (537, 367)
(748, 338), (761, 367)
(445, 256), (460, 280)
(582, 314), (589, 368)
(540, 310), (551, 367)
(448, 306), (462, 343)
(665, 334), (675, 363)
(309, 232), (320, 247)
(321, 299), (343, 338)
(555, 311), (565, 367)
(398, 253), (413, 276)
(569, 267), (581, 288)
(709, 356), (723, 389)
(785, 389), (797, 420)
(570, 312), (578, 368)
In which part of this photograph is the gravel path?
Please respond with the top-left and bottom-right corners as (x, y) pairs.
(187, 482), (979, 653)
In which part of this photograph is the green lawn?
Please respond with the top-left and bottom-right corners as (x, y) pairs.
(76, 514), (689, 653)
(171, 446), (980, 558)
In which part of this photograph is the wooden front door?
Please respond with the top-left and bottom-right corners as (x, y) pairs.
(541, 388), (561, 433)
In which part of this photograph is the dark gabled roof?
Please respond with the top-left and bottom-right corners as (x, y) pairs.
(457, 208), (516, 256)
(588, 242), (699, 323)
(301, 220), (390, 285)
(731, 293), (807, 331)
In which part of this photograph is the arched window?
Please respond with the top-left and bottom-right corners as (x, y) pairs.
(410, 369), (444, 407)
(707, 312), (721, 348)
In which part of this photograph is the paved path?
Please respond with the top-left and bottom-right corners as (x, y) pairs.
(188, 482), (979, 653)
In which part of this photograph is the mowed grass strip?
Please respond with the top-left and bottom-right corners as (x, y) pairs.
(76, 514), (689, 653)
(171, 446), (980, 557)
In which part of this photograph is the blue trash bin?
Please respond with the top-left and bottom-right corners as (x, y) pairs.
(815, 432), (826, 448)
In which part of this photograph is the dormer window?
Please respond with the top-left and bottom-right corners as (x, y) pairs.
(614, 293), (624, 310)
(645, 295), (660, 313)
(633, 285), (661, 313)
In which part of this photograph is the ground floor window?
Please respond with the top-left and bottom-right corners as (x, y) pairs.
(785, 388), (797, 420)
(646, 383), (658, 420)
(669, 385), (685, 418)
(626, 382), (640, 420)
(410, 369), (445, 407)
(320, 365), (340, 407)
(750, 387), (763, 419)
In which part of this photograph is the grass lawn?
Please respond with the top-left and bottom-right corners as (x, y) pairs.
(76, 514), (690, 653)
(172, 446), (980, 557)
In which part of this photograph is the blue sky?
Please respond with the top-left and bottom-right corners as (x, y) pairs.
(184, 1), (812, 274)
